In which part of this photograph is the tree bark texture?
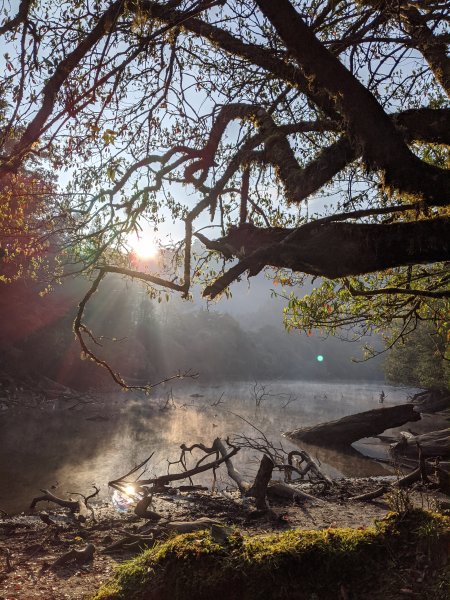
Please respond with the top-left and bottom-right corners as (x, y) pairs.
(391, 428), (450, 459)
(203, 220), (450, 298)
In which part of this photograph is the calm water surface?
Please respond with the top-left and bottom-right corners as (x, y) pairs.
(1, 380), (444, 514)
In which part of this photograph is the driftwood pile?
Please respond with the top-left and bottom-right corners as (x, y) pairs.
(27, 435), (332, 560)
(109, 436), (330, 517)
(26, 400), (450, 565)
(285, 402), (449, 498)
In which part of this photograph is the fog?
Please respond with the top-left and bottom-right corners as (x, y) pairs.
(0, 269), (401, 515)
(3, 379), (440, 514)
(0, 269), (383, 390)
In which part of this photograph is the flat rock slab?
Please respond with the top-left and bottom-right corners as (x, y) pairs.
(285, 403), (420, 447)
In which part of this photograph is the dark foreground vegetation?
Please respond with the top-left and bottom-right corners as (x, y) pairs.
(94, 510), (449, 600)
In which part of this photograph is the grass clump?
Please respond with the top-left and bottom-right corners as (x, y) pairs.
(93, 510), (449, 600)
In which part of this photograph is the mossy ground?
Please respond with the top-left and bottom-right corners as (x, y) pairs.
(93, 510), (450, 600)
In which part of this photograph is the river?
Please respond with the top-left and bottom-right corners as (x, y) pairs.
(1, 380), (445, 514)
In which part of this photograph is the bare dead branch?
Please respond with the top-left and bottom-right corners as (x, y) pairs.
(110, 438), (240, 492)
(246, 455), (274, 510)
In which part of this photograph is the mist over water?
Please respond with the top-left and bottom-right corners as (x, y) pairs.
(2, 379), (444, 515)
(0, 276), (445, 513)
(2, 275), (444, 515)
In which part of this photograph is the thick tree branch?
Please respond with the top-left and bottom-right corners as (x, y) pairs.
(203, 218), (450, 299)
(393, 108), (450, 145)
(141, 0), (339, 118)
(255, 0), (449, 206)
(185, 103), (449, 210)
(0, 0), (32, 35)
(1, 0), (127, 175)
(400, 5), (450, 96)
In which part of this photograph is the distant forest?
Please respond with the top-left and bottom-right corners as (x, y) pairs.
(0, 272), (383, 390)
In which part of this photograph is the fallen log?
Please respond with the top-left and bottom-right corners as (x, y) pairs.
(266, 481), (326, 504)
(410, 390), (450, 414)
(391, 428), (450, 459)
(395, 466), (426, 488)
(348, 485), (389, 502)
(285, 404), (420, 447)
(165, 517), (222, 533)
(103, 532), (157, 553)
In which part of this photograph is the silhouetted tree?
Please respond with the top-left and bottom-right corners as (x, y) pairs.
(1, 0), (448, 384)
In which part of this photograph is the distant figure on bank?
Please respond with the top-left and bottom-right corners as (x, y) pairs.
(379, 390), (386, 404)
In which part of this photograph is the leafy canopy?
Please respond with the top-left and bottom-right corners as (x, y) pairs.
(0, 0), (449, 384)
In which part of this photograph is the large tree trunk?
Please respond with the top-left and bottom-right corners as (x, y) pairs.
(285, 404), (420, 447)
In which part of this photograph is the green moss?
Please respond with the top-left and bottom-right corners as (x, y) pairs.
(93, 510), (450, 600)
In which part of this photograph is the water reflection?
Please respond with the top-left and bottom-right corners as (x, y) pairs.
(299, 442), (391, 478)
(0, 380), (428, 514)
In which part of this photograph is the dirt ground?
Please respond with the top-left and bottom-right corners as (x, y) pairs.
(0, 478), (447, 600)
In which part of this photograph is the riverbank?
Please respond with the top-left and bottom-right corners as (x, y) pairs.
(3, 378), (447, 516)
(94, 509), (450, 600)
(1, 478), (448, 599)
